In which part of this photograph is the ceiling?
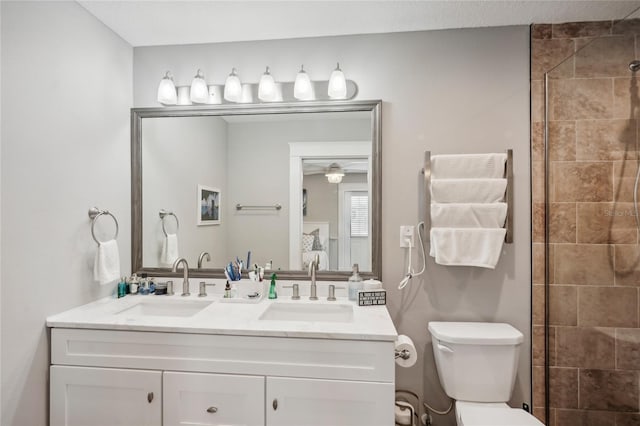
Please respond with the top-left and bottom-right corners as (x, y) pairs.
(78, 0), (640, 47)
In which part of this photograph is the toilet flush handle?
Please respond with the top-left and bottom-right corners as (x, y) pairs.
(437, 343), (454, 354)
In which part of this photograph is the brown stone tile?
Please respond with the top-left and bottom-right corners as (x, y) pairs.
(549, 78), (614, 121)
(577, 119), (638, 161)
(533, 284), (545, 325)
(550, 203), (576, 243)
(616, 412), (640, 426)
(616, 328), (640, 370)
(532, 122), (544, 163)
(555, 409), (615, 426)
(532, 38), (575, 80)
(552, 21), (612, 39)
(579, 286), (639, 327)
(556, 326), (615, 369)
(532, 23), (552, 39)
(549, 367), (579, 409)
(579, 369), (639, 411)
(549, 243), (555, 284)
(550, 285), (577, 326)
(613, 159), (640, 203)
(549, 121), (577, 161)
(532, 160), (546, 203)
(613, 18), (640, 35)
(533, 244), (546, 285)
(533, 366), (546, 408)
(577, 203), (638, 244)
(532, 79), (544, 123)
(613, 77), (640, 120)
(614, 245), (640, 286)
(576, 35), (635, 78)
(533, 203), (545, 243)
(555, 244), (614, 285)
(553, 162), (613, 202)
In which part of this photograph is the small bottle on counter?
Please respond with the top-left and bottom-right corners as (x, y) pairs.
(348, 263), (363, 301)
(224, 281), (232, 298)
(268, 273), (278, 299)
(129, 273), (139, 295)
(117, 276), (127, 298)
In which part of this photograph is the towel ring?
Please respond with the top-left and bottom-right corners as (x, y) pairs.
(159, 209), (179, 237)
(88, 207), (119, 244)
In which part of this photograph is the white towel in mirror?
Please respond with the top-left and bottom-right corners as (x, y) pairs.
(161, 233), (179, 266)
(429, 228), (506, 269)
(431, 178), (507, 203)
(94, 239), (120, 285)
(431, 203), (507, 228)
(431, 153), (507, 179)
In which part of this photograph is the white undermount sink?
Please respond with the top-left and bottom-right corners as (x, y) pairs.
(115, 299), (213, 318)
(259, 303), (354, 323)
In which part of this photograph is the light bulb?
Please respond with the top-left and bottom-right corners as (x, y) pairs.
(294, 65), (314, 101)
(325, 163), (345, 183)
(328, 62), (347, 99)
(190, 69), (208, 103)
(224, 68), (242, 102)
(157, 71), (177, 105)
(258, 66), (276, 102)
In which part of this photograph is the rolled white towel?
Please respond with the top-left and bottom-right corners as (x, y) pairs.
(430, 228), (506, 269)
(431, 203), (507, 228)
(161, 233), (179, 266)
(431, 178), (507, 203)
(93, 239), (120, 285)
(431, 153), (507, 179)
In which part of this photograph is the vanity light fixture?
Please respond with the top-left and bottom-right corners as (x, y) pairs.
(328, 62), (347, 99)
(156, 71), (177, 105)
(325, 163), (345, 184)
(190, 69), (209, 104)
(224, 68), (242, 102)
(258, 66), (276, 102)
(293, 65), (314, 101)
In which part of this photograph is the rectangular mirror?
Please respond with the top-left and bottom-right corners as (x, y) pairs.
(132, 100), (381, 280)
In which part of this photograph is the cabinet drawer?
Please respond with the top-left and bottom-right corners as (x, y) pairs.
(52, 328), (394, 382)
(163, 372), (264, 426)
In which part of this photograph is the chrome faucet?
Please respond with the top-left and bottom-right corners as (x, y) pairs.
(308, 254), (320, 300)
(197, 251), (211, 268)
(172, 257), (190, 296)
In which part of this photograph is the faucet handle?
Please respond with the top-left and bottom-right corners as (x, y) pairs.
(283, 284), (300, 300)
(166, 280), (174, 296)
(327, 284), (336, 301)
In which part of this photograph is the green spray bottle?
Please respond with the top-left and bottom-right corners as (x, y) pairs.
(268, 273), (278, 299)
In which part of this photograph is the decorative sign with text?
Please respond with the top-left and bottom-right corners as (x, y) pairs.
(358, 290), (386, 306)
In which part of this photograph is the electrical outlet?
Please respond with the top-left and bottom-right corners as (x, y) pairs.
(400, 225), (414, 247)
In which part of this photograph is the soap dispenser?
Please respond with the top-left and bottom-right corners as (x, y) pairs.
(268, 273), (278, 299)
(348, 263), (363, 301)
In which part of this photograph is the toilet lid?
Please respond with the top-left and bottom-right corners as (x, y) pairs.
(456, 402), (544, 426)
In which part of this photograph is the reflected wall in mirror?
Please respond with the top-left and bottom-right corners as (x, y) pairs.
(132, 101), (381, 280)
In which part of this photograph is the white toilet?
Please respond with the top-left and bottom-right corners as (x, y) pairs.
(428, 322), (544, 426)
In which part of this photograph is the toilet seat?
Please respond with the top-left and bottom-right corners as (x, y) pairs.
(456, 402), (544, 426)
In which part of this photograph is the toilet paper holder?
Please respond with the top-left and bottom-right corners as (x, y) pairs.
(395, 348), (411, 360)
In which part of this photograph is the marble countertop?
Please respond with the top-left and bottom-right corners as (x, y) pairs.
(46, 282), (397, 342)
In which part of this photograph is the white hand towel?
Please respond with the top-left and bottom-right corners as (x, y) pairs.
(429, 228), (506, 269)
(431, 153), (507, 179)
(431, 178), (507, 203)
(161, 233), (179, 266)
(431, 203), (508, 228)
(93, 239), (120, 285)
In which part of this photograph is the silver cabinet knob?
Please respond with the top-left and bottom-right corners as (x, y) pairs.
(206, 406), (218, 413)
(272, 398), (278, 410)
(147, 392), (154, 403)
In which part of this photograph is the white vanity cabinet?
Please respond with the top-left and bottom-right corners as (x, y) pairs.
(50, 328), (395, 426)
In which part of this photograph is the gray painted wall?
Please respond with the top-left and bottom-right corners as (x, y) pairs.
(134, 27), (531, 425)
(1, 2), (132, 425)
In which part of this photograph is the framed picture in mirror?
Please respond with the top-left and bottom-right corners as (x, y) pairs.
(198, 185), (221, 225)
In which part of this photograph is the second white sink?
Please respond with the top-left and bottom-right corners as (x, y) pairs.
(259, 303), (354, 323)
(116, 299), (212, 318)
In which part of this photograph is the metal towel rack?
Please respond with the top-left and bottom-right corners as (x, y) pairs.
(88, 207), (119, 244)
(422, 149), (513, 243)
(159, 209), (179, 236)
(236, 204), (282, 211)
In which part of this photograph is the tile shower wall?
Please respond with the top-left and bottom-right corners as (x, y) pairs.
(532, 20), (640, 426)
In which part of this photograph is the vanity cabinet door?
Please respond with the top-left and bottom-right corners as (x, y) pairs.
(163, 371), (265, 426)
(265, 376), (394, 426)
(50, 365), (162, 426)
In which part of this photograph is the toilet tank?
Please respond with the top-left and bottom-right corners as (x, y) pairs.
(428, 322), (523, 403)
